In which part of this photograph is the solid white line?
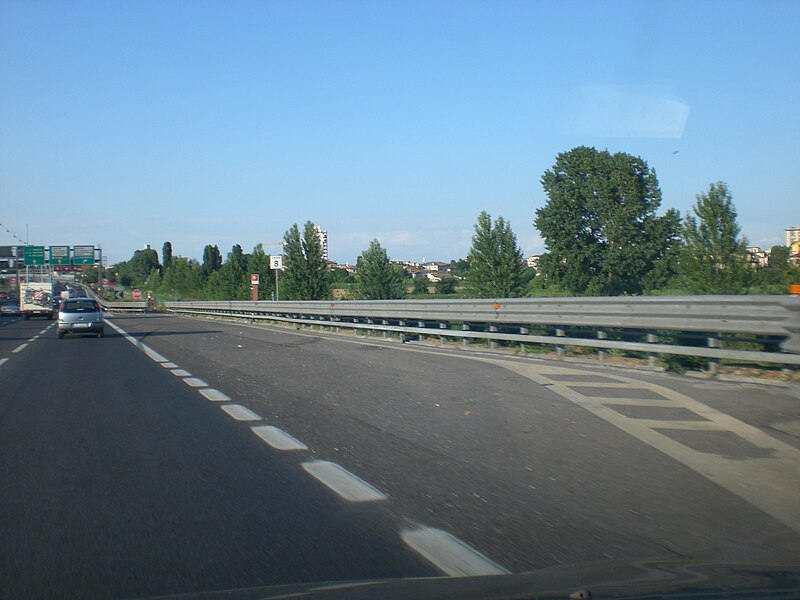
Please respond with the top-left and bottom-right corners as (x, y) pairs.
(400, 526), (509, 577)
(251, 426), (308, 451)
(105, 320), (168, 362)
(162, 362), (178, 369)
(301, 461), (387, 502)
(28, 337), (37, 342)
(171, 369), (191, 377)
(184, 377), (207, 388)
(220, 404), (262, 421)
(12, 344), (28, 353)
(0, 358), (8, 367)
(199, 388), (231, 402)
(39, 329), (47, 334)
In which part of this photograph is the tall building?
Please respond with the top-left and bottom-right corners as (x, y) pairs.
(787, 226), (800, 247)
(315, 226), (329, 261)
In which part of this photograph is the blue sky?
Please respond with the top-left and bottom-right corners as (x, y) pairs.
(1, 0), (798, 265)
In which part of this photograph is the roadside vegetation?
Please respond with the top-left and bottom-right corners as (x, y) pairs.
(96, 145), (798, 302)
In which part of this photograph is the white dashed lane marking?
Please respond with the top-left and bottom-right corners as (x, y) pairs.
(184, 378), (207, 388)
(220, 404), (262, 421)
(162, 362), (178, 369)
(400, 525), (509, 577)
(301, 460), (387, 502)
(199, 388), (230, 402)
(0, 358), (8, 367)
(12, 344), (27, 353)
(171, 369), (191, 377)
(251, 426), (308, 451)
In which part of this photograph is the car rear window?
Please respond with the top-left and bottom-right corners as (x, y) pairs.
(61, 300), (99, 313)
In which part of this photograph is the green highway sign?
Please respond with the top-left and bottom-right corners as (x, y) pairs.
(73, 245), (95, 265)
(24, 245), (46, 266)
(49, 245), (71, 265)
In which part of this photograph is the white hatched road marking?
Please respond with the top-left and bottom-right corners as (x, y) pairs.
(301, 461), (387, 502)
(220, 404), (262, 421)
(199, 388), (230, 402)
(12, 344), (27, 353)
(400, 525), (509, 577)
(251, 426), (308, 451)
(485, 359), (800, 534)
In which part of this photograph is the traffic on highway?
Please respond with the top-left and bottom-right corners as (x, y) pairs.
(1, 310), (799, 598)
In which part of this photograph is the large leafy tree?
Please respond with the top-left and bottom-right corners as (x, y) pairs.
(162, 241), (173, 270)
(202, 244), (223, 276)
(466, 211), (526, 298)
(676, 182), (750, 294)
(355, 239), (406, 299)
(281, 221), (330, 300)
(535, 146), (680, 295)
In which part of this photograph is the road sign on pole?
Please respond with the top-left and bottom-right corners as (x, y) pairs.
(73, 245), (95, 265)
(250, 274), (260, 285)
(49, 246), (71, 265)
(132, 289), (142, 300)
(23, 246), (46, 265)
(270, 255), (283, 270)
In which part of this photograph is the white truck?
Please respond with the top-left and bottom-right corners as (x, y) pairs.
(20, 281), (55, 320)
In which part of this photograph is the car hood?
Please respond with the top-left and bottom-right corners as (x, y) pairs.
(137, 557), (800, 600)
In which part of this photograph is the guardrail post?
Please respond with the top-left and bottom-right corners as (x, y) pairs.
(647, 331), (658, 367)
(555, 328), (566, 358)
(520, 326), (528, 353)
(418, 321), (426, 342)
(462, 323), (470, 348)
(707, 334), (721, 373)
(366, 318), (373, 337)
(399, 320), (406, 343)
(489, 325), (498, 350)
(439, 322), (447, 345)
(382, 320), (389, 338)
(598, 330), (608, 362)
(782, 297), (800, 354)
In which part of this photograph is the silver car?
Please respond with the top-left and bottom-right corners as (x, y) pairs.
(58, 298), (104, 338)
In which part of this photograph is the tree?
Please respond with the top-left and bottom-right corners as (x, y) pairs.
(411, 278), (429, 295)
(435, 277), (457, 295)
(465, 211), (526, 298)
(162, 242), (173, 270)
(676, 182), (750, 294)
(354, 239), (406, 299)
(125, 247), (161, 284)
(281, 221), (330, 300)
(535, 146), (680, 295)
(202, 244), (223, 276)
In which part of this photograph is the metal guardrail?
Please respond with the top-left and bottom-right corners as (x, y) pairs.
(77, 284), (148, 312)
(165, 296), (800, 369)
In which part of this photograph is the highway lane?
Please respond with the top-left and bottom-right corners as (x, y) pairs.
(2, 312), (799, 598)
(0, 317), (438, 599)
(105, 314), (800, 568)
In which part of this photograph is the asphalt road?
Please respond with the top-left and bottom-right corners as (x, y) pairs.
(1, 312), (799, 599)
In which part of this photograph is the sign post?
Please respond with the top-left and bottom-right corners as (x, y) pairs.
(250, 273), (259, 301)
(270, 255), (283, 301)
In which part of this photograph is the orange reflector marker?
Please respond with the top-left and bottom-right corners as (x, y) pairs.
(789, 284), (800, 295)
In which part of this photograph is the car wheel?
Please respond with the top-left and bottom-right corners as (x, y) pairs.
(98, 331), (104, 338)
(58, 331), (65, 339)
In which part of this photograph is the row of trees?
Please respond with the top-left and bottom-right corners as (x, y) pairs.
(106, 146), (797, 301)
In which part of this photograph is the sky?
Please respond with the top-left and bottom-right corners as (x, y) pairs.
(1, 0), (798, 266)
